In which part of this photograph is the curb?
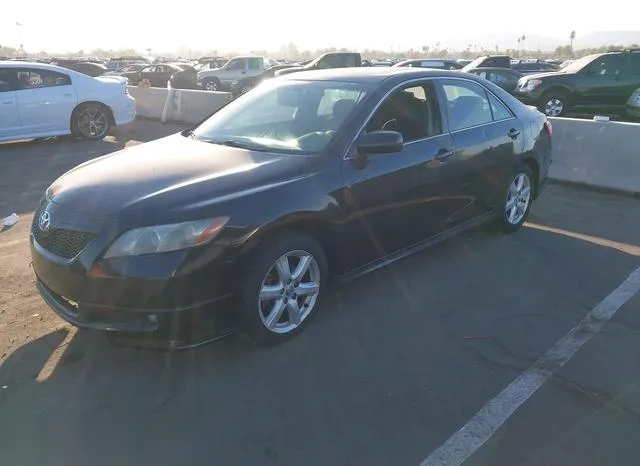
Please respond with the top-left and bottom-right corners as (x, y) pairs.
(548, 178), (640, 199)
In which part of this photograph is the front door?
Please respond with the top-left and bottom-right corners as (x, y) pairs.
(341, 81), (463, 269)
(0, 69), (22, 138)
(575, 54), (628, 107)
(14, 68), (77, 135)
(220, 58), (248, 88)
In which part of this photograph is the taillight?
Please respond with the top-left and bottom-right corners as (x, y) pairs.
(544, 120), (552, 137)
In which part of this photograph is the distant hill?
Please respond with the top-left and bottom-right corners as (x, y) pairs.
(443, 31), (640, 52)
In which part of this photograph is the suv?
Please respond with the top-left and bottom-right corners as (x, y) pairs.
(197, 56), (274, 91)
(514, 49), (640, 117)
(462, 55), (512, 72)
(275, 52), (361, 76)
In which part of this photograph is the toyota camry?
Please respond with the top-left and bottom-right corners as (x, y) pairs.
(30, 67), (552, 348)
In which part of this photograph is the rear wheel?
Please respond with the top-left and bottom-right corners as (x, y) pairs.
(235, 232), (328, 345)
(496, 165), (534, 233)
(71, 104), (111, 140)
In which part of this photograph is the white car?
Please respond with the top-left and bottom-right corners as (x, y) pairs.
(0, 61), (136, 142)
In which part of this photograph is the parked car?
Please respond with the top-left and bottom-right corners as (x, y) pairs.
(197, 56), (276, 91)
(392, 59), (463, 70)
(104, 63), (147, 77)
(275, 52), (361, 76)
(59, 61), (108, 77)
(466, 67), (523, 94)
(626, 88), (640, 119)
(30, 67), (551, 348)
(122, 63), (184, 87)
(0, 61), (135, 142)
(230, 64), (297, 97)
(169, 58), (228, 90)
(462, 55), (512, 72)
(106, 56), (150, 71)
(511, 60), (559, 75)
(514, 49), (640, 116)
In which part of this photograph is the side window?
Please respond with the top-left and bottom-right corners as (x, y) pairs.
(345, 55), (358, 67)
(627, 54), (640, 75)
(587, 55), (624, 76)
(365, 82), (442, 142)
(441, 80), (493, 131)
(490, 72), (509, 86)
(142, 66), (154, 73)
(248, 58), (262, 70)
(16, 69), (71, 90)
(227, 59), (246, 71)
(0, 69), (17, 92)
(487, 92), (512, 121)
(317, 87), (367, 117)
(155, 66), (165, 73)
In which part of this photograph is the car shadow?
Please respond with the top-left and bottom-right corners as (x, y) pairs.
(1, 216), (639, 466)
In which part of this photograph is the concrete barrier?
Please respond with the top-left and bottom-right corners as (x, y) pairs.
(127, 86), (232, 123)
(127, 87), (168, 119)
(548, 117), (640, 195)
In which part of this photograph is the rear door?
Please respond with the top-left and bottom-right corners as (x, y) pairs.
(437, 78), (521, 219)
(0, 68), (22, 138)
(15, 67), (77, 135)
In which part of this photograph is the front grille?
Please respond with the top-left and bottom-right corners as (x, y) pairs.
(31, 206), (97, 259)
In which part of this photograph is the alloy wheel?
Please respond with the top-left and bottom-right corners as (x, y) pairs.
(77, 107), (109, 138)
(205, 80), (218, 91)
(505, 173), (532, 225)
(258, 250), (321, 334)
(544, 98), (564, 117)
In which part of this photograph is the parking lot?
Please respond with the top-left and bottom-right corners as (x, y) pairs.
(1, 120), (640, 466)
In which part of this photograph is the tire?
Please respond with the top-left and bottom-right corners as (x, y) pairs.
(234, 231), (328, 345)
(496, 164), (534, 233)
(203, 78), (221, 92)
(538, 90), (569, 117)
(71, 103), (111, 140)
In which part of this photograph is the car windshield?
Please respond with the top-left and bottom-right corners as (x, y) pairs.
(561, 54), (598, 73)
(191, 80), (370, 154)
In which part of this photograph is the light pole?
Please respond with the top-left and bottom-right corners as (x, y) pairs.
(16, 22), (24, 55)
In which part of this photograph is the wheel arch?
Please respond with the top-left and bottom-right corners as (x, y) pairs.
(236, 214), (340, 279)
(70, 100), (116, 129)
(523, 157), (540, 199)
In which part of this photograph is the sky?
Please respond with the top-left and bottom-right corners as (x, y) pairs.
(1, 1), (638, 54)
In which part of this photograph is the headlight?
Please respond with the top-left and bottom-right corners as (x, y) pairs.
(104, 217), (229, 258)
(520, 79), (542, 91)
(230, 80), (239, 89)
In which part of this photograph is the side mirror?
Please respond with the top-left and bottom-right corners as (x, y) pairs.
(356, 131), (404, 155)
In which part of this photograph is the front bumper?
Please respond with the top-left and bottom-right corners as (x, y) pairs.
(31, 233), (236, 349)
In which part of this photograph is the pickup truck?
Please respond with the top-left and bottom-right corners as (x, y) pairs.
(197, 56), (277, 91)
(275, 52), (362, 76)
(514, 49), (640, 117)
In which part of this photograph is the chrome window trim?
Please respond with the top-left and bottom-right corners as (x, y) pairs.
(344, 75), (517, 160)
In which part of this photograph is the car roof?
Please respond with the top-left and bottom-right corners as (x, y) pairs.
(468, 67), (520, 73)
(279, 67), (474, 83)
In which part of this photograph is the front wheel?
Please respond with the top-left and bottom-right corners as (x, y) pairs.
(539, 91), (569, 117)
(497, 165), (534, 233)
(203, 78), (220, 91)
(235, 232), (328, 345)
(71, 104), (111, 140)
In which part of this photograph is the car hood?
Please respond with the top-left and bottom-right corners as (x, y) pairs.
(275, 66), (306, 76)
(47, 134), (315, 222)
(522, 70), (574, 80)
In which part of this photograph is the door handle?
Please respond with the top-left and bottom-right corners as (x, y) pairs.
(2, 100), (13, 104)
(435, 148), (455, 160)
(508, 128), (521, 139)
(63, 93), (72, 97)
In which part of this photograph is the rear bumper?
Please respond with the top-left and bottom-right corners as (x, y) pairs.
(111, 95), (137, 126)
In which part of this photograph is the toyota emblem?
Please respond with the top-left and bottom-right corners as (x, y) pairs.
(39, 210), (51, 232)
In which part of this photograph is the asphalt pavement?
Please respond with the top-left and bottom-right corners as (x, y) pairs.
(0, 120), (639, 466)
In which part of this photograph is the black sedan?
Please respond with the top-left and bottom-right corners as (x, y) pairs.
(122, 63), (184, 87)
(465, 67), (524, 94)
(30, 68), (552, 348)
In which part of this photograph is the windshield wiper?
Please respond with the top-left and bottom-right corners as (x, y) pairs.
(204, 139), (270, 152)
(184, 129), (197, 139)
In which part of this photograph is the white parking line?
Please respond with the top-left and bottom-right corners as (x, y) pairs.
(421, 265), (640, 466)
